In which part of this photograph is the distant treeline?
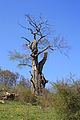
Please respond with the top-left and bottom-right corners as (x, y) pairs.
(0, 68), (31, 91)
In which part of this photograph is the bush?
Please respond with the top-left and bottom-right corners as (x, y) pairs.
(37, 90), (53, 108)
(15, 85), (37, 104)
(51, 79), (80, 120)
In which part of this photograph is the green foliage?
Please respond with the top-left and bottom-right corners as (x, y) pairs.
(51, 79), (80, 120)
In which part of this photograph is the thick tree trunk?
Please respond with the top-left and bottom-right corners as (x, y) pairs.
(30, 38), (48, 95)
(31, 52), (48, 95)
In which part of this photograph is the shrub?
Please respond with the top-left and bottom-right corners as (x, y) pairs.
(15, 85), (37, 104)
(51, 79), (80, 120)
(36, 89), (53, 108)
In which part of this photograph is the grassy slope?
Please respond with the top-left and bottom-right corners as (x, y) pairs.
(0, 101), (56, 120)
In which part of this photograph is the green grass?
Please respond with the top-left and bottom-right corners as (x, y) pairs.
(0, 101), (56, 120)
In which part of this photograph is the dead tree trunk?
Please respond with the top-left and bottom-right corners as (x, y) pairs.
(31, 47), (48, 95)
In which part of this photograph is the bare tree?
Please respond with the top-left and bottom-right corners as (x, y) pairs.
(9, 15), (69, 95)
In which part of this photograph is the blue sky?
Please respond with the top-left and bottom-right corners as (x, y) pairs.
(0, 0), (80, 85)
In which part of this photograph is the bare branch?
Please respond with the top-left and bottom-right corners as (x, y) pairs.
(37, 45), (51, 56)
(26, 14), (37, 28)
(49, 47), (54, 51)
(18, 23), (27, 29)
(21, 37), (31, 44)
(18, 63), (32, 68)
(25, 44), (32, 50)
(25, 14), (50, 40)
(27, 28), (34, 34)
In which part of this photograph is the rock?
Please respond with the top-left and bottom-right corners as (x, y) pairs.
(0, 100), (5, 104)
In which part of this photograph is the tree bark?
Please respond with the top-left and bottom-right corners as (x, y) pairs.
(31, 52), (48, 95)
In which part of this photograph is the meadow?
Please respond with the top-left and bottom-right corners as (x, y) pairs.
(0, 101), (56, 120)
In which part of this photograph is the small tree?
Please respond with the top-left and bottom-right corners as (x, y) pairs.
(9, 15), (69, 95)
(0, 69), (19, 90)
